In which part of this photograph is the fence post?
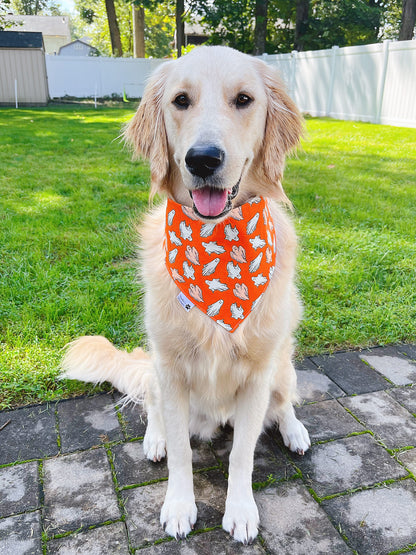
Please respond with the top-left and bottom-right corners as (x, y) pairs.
(326, 45), (339, 117)
(290, 50), (297, 100)
(376, 39), (390, 124)
(14, 79), (18, 109)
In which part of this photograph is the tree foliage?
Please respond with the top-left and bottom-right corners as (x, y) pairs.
(192, 0), (411, 54)
(1, 0), (15, 30)
(298, 0), (383, 50)
(191, 0), (256, 53)
(9, 0), (62, 15)
(145, 1), (175, 58)
(68, 0), (413, 59)
(71, 0), (174, 57)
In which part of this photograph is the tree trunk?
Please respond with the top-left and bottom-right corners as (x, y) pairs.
(399, 0), (416, 40)
(133, 5), (145, 58)
(253, 0), (269, 55)
(105, 0), (123, 57)
(294, 0), (310, 51)
(176, 0), (185, 57)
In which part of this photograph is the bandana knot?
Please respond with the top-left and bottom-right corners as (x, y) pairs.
(164, 197), (277, 332)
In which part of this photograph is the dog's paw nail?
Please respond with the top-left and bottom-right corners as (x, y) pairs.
(296, 448), (305, 456)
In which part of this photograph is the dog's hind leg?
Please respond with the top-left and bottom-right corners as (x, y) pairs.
(143, 381), (167, 462)
(272, 394), (310, 455)
(266, 342), (310, 455)
(62, 335), (167, 461)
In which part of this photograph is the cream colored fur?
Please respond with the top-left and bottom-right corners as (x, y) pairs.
(61, 46), (310, 545)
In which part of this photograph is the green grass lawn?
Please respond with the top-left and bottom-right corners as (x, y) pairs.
(0, 106), (415, 409)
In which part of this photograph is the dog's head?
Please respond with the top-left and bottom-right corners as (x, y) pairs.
(124, 46), (302, 220)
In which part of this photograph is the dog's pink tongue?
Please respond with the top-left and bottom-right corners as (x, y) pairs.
(192, 187), (228, 217)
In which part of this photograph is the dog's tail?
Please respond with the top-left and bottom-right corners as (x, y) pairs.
(61, 336), (153, 404)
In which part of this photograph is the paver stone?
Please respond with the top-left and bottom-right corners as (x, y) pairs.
(311, 351), (389, 394)
(360, 354), (416, 386)
(139, 528), (266, 554)
(389, 386), (416, 414)
(295, 434), (407, 498)
(0, 404), (58, 465)
(57, 394), (122, 452)
(322, 480), (416, 554)
(123, 471), (227, 548)
(0, 510), (42, 555)
(296, 358), (345, 403)
(295, 399), (363, 443)
(255, 481), (352, 554)
(43, 448), (120, 534)
(398, 448), (416, 475)
(47, 521), (129, 554)
(115, 397), (147, 439)
(340, 391), (416, 449)
(0, 461), (39, 518)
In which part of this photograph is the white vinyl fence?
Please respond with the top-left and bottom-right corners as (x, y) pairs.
(262, 39), (416, 128)
(45, 55), (163, 99)
(46, 39), (416, 128)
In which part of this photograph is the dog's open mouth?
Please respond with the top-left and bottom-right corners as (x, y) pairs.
(190, 183), (239, 220)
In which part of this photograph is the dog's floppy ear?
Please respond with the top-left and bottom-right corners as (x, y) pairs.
(123, 62), (172, 197)
(258, 61), (303, 195)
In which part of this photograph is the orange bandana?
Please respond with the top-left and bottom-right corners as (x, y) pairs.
(165, 197), (277, 332)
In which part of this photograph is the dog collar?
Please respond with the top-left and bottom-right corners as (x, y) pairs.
(164, 196), (277, 332)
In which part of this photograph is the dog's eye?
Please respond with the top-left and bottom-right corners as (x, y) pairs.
(235, 93), (253, 108)
(173, 94), (190, 109)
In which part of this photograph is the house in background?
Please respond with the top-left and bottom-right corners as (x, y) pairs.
(174, 21), (208, 51)
(184, 22), (208, 46)
(6, 15), (71, 55)
(58, 39), (98, 56)
(0, 31), (49, 105)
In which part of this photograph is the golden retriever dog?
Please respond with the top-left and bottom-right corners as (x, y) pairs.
(62, 46), (310, 545)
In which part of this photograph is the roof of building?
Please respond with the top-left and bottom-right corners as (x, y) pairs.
(59, 39), (95, 50)
(5, 15), (71, 38)
(0, 31), (44, 49)
(58, 39), (99, 55)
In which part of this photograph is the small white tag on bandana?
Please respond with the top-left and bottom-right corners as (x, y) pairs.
(177, 292), (195, 312)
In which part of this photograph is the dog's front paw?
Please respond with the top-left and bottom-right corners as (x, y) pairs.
(143, 430), (166, 462)
(222, 494), (259, 544)
(280, 418), (311, 455)
(160, 495), (197, 539)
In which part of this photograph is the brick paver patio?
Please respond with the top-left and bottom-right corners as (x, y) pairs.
(0, 344), (415, 554)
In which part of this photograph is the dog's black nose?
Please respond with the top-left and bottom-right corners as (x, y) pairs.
(185, 146), (225, 178)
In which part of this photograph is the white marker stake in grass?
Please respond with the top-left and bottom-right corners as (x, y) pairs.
(15, 79), (18, 109)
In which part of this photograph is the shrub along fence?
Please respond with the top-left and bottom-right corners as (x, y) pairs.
(45, 39), (416, 128)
